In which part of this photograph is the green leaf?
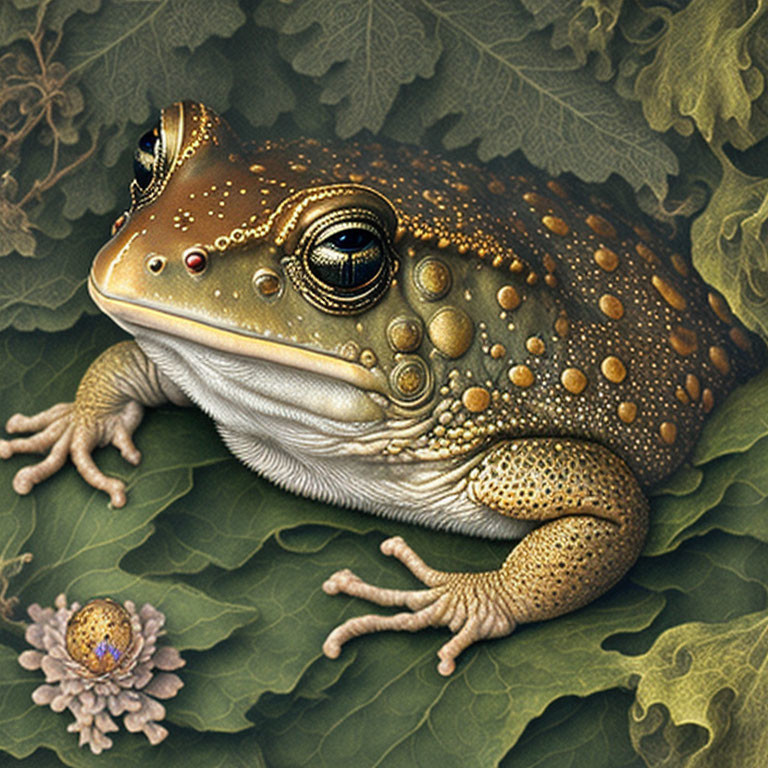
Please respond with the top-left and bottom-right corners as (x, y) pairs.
(691, 155), (768, 340)
(500, 689), (644, 768)
(416, 0), (677, 197)
(525, 0), (624, 82)
(521, 0), (579, 28)
(640, 369), (768, 555)
(627, 607), (768, 768)
(0, 4), (36, 46)
(646, 436), (768, 555)
(58, 141), (131, 221)
(225, 25), (297, 129)
(650, 465), (703, 498)
(692, 369), (768, 463)
(635, 0), (768, 149)
(0, 218), (108, 332)
(277, 0), (441, 137)
(250, 583), (661, 768)
(632, 533), (768, 630)
(123, 461), (398, 576)
(59, 0), (246, 131)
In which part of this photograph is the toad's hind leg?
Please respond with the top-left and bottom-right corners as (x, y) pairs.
(322, 438), (648, 675)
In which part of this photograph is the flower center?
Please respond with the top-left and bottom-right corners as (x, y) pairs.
(65, 598), (133, 675)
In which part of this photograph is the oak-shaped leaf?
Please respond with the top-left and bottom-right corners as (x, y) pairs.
(58, 0), (245, 131)
(691, 156), (768, 341)
(627, 607), (768, 768)
(276, 0), (441, 137)
(417, 0), (677, 198)
(635, 0), (768, 149)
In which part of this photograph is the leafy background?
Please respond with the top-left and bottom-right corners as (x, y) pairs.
(2, 0), (768, 765)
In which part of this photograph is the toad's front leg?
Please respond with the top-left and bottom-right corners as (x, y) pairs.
(322, 438), (649, 675)
(0, 341), (188, 506)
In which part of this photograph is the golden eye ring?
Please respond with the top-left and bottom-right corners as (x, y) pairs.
(287, 208), (395, 315)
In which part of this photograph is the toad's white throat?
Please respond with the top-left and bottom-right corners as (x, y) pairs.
(126, 324), (532, 541)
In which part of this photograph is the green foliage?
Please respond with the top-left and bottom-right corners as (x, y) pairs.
(3, 1), (768, 766)
(691, 154), (768, 339)
(627, 608), (768, 767)
(636, 0), (767, 148)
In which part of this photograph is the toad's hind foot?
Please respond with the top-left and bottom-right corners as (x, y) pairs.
(322, 536), (516, 676)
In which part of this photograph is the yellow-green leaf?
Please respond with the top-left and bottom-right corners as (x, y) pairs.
(636, 0), (768, 148)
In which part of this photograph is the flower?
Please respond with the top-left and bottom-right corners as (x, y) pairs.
(18, 594), (185, 754)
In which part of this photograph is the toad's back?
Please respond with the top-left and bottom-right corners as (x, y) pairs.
(243, 137), (760, 487)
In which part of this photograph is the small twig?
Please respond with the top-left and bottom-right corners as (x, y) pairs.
(0, 1), (97, 215)
(0, 552), (33, 635)
(18, 130), (98, 207)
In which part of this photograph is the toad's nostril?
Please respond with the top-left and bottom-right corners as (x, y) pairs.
(146, 254), (166, 274)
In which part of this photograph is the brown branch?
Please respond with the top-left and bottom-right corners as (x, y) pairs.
(18, 130), (99, 208)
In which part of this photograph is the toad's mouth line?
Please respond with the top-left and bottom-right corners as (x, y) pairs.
(88, 276), (390, 395)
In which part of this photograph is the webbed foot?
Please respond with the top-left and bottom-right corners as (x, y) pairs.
(0, 399), (143, 507)
(0, 341), (178, 506)
(322, 536), (516, 676)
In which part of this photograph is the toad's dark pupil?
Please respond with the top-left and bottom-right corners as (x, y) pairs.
(309, 228), (383, 290)
(138, 131), (157, 155)
(327, 229), (375, 252)
(133, 125), (159, 190)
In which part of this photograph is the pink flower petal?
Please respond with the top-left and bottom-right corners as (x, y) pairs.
(54, 594), (68, 610)
(18, 650), (43, 670)
(123, 696), (165, 732)
(50, 692), (73, 713)
(153, 646), (185, 671)
(142, 673), (184, 699)
(95, 711), (119, 734)
(111, 690), (142, 715)
(139, 603), (162, 623)
(131, 666), (153, 690)
(31, 684), (59, 705)
(88, 728), (113, 755)
(142, 721), (169, 746)
(41, 656), (67, 683)
(24, 624), (46, 650)
(79, 690), (106, 715)
(45, 641), (68, 661)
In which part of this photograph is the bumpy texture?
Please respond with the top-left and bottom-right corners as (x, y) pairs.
(86, 101), (761, 489)
(18, 594), (185, 754)
(323, 437), (648, 673)
(472, 437), (649, 620)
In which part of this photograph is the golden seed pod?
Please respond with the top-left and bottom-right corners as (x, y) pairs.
(65, 599), (132, 675)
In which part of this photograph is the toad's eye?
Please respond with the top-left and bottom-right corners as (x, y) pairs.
(308, 226), (384, 290)
(133, 123), (160, 190)
(326, 229), (376, 252)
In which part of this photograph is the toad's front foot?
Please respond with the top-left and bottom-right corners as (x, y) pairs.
(0, 341), (183, 506)
(322, 536), (516, 676)
(0, 400), (143, 507)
